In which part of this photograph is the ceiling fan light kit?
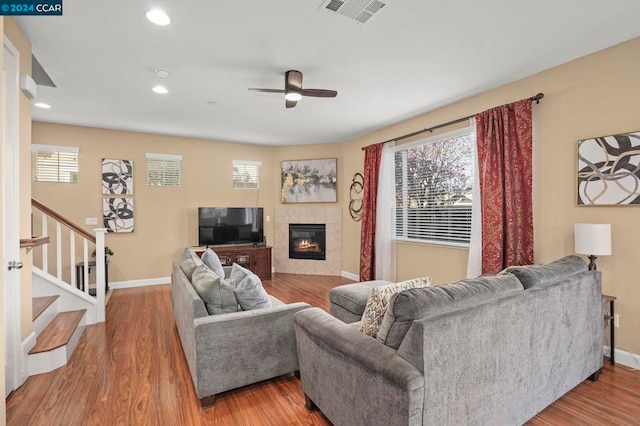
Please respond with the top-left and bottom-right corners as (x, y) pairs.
(249, 69), (337, 109)
(285, 92), (302, 102)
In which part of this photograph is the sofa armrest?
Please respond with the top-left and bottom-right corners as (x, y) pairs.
(293, 307), (423, 426)
(192, 302), (310, 398)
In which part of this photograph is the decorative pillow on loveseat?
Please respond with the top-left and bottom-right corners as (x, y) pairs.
(191, 264), (239, 315)
(180, 248), (204, 281)
(377, 273), (524, 349)
(358, 277), (431, 338)
(229, 263), (272, 311)
(202, 247), (226, 279)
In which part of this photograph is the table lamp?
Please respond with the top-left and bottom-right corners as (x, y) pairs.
(574, 223), (611, 271)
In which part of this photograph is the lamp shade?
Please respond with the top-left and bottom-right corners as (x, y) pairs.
(574, 223), (612, 256)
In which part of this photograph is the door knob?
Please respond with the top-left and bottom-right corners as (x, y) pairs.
(8, 261), (23, 271)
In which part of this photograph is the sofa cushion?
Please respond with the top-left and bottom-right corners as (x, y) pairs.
(191, 264), (239, 315)
(358, 277), (431, 338)
(377, 274), (524, 349)
(502, 255), (587, 289)
(329, 280), (393, 317)
(201, 248), (226, 280)
(180, 248), (203, 281)
(229, 263), (272, 311)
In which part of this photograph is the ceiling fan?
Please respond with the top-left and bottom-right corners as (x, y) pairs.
(248, 70), (338, 108)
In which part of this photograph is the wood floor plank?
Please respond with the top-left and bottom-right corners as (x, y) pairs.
(7, 274), (640, 425)
(29, 309), (86, 354)
(31, 295), (59, 321)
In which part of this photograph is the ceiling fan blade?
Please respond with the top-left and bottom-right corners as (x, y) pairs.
(286, 70), (303, 91)
(286, 98), (298, 109)
(301, 89), (338, 98)
(248, 88), (286, 94)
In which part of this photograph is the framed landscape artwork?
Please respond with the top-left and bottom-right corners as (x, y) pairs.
(577, 131), (640, 205)
(281, 158), (337, 203)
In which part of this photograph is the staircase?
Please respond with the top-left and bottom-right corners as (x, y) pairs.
(26, 199), (107, 375)
(29, 296), (87, 375)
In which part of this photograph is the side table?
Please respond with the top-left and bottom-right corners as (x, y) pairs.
(75, 259), (110, 294)
(603, 294), (616, 365)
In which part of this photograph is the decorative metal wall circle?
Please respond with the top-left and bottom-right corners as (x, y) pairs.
(349, 171), (364, 221)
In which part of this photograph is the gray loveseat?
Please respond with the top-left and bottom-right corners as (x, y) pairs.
(172, 249), (310, 407)
(294, 255), (603, 425)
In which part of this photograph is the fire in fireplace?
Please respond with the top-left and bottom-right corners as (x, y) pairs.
(289, 223), (326, 260)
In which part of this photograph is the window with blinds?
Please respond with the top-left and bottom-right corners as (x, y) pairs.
(233, 160), (261, 189)
(31, 144), (79, 183)
(146, 153), (182, 187)
(394, 129), (473, 246)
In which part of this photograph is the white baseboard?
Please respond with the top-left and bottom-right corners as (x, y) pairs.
(604, 346), (640, 370)
(109, 277), (170, 289)
(341, 271), (359, 281)
(21, 332), (37, 384)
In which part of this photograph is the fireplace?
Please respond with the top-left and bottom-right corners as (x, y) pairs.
(289, 223), (326, 260)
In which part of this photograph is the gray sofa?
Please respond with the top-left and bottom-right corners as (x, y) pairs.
(172, 255), (310, 407)
(294, 255), (603, 425)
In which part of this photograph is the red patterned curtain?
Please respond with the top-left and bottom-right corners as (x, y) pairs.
(475, 99), (533, 274)
(359, 143), (383, 281)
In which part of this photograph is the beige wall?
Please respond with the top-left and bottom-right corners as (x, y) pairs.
(340, 36), (640, 356)
(31, 37), (640, 359)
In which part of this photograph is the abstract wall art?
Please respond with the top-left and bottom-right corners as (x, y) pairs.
(103, 197), (134, 233)
(281, 158), (337, 203)
(102, 158), (133, 195)
(578, 131), (640, 205)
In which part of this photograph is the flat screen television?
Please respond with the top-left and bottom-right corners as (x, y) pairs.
(198, 207), (264, 246)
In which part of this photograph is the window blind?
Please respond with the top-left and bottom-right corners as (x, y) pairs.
(233, 160), (261, 189)
(146, 153), (182, 187)
(394, 130), (473, 246)
(31, 144), (79, 183)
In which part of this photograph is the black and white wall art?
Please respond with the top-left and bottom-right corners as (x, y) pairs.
(578, 131), (640, 205)
(103, 197), (134, 233)
(102, 158), (133, 195)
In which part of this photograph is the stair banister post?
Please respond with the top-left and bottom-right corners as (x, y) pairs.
(93, 228), (107, 323)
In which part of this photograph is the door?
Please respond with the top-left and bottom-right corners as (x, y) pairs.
(3, 37), (23, 397)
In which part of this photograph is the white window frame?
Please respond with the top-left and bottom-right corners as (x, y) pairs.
(232, 160), (261, 189)
(393, 127), (473, 248)
(31, 144), (79, 183)
(146, 152), (182, 187)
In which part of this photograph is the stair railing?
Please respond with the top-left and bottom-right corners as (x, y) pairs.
(31, 199), (106, 322)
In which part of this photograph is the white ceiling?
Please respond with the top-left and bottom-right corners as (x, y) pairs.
(15, 0), (640, 146)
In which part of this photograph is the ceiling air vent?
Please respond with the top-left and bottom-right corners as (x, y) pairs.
(321, 0), (389, 24)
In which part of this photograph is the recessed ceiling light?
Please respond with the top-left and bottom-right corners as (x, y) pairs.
(146, 9), (171, 26)
(152, 85), (168, 94)
(206, 101), (217, 105)
(34, 102), (51, 109)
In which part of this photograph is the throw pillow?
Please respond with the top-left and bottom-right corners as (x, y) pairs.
(201, 248), (226, 279)
(180, 248), (203, 281)
(229, 263), (272, 311)
(191, 264), (239, 315)
(358, 277), (431, 338)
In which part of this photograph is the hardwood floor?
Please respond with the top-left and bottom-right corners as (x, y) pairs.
(7, 273), (640, 425)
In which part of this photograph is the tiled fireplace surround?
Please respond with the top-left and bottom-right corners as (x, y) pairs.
(274, 207), (342, 276)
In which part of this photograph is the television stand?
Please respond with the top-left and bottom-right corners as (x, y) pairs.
(194, 245), (272, 280)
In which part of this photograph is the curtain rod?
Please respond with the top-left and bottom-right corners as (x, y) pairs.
(362, 93), (544, 149)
